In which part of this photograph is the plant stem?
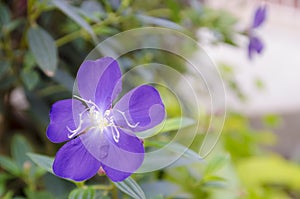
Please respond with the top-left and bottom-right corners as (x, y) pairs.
(75, 181), (85, 188)
(55, 14), (121, 47)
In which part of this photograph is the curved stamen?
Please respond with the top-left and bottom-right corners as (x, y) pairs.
(115, 109), (140, 128)
(67, 108), (89, 138)
(111, 121), (120, 143)
(73, 95), (101, 112)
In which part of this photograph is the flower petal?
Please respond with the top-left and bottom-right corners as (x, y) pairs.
(52, 137), (101, 182)
(80, 127), (144, 178)
(113, 85), (165, 132)
(77, 57), (122, 105)
(46, 99), (85, 143)
(248, 35), (264, 60)
(101, 164), (131, 182)
(252, 5), (267, 29)
(94, 58), (122, 111)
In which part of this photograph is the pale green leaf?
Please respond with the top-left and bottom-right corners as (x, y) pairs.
(0, 156), (20, 176)
(113, 177), (146, 199)
(27, 153), (54, 174)
(138, 117), (195, 139)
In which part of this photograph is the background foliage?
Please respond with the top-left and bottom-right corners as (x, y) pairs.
(1, 0), (299, 199)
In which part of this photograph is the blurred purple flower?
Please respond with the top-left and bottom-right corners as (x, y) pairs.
(46, 57), (165, 182)
(248, 35), (264, 60)
(248, 4), (267, 60)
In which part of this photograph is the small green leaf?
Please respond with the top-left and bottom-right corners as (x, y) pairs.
(0, 156), (20, 176)
(161, 117), (195, 133)
(138, 117), (195, 139)
(21, 69), (39, 90)
(146, 141), (202, 162)
(136, 14), (184, 31)
(11, 134), (33, 170)
(27, 25), (58, 76)
(27, 153), (54, 174)
(68, 188), (96, 199)
(204, 154), (229, 176)
(113, 177), (146, 199)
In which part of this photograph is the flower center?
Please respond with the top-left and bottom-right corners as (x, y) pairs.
(88, 107), (110, 132)
(67, 95), (139, 143)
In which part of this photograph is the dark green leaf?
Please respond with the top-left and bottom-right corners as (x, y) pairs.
(11, 134), (33, 170)
(113, 177), (146, 199)
(21, 69), (39, 90)
(0, 156), (20, 176)
(27, 153), (54, 174)
(25, 189), (53, 199)
(27, 25), (58, 76)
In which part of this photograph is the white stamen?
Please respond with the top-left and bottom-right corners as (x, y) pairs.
(67, 108), (88, 138)
(115, 110), (140, 128)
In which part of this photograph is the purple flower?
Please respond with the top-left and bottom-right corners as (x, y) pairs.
(247, 5), (267, 60)
(46, 57), (165, 182)
(248, 35), (264, 60)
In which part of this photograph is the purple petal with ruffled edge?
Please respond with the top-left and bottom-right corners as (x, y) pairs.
(252, 5), (267, 29)
(113, 85), (165, 132)
(52, 137), (101, 181)
(47, 99), (85, 143)
(248, 35), (264, 60)
(77, 57), (121, 104)
(80, 127), (144, 178)
(94, 58), (122, 112)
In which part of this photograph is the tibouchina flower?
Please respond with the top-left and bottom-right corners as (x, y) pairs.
(248, 5), (267, 60)
(47, 57), (165, 182)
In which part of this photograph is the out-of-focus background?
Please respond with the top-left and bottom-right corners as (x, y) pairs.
(203, 0), (300, 160)
(1, 0), (300, 198)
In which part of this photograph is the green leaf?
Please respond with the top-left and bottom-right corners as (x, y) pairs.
(0, 3), (10, 26)
(27, 153), (54, 174)
(237, 155), (300, 190)
(161, 117), (195, 132)
(21, 69), (39, 90)
(2, 191), (13, 199)
(68, 188), (96, 199)
(27, 25), (58, 76)
(51, 0), (96, 40)
(11, 134), (33, 170)
(113, 177), (146, 199)
(204, 154), (229, 176)
(0, 156), (20, 176)
(138, 117), (195, 138)
(25, 189), (53, 199)
(146, 141), (202, 162)
(136, 14), (184, 31)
